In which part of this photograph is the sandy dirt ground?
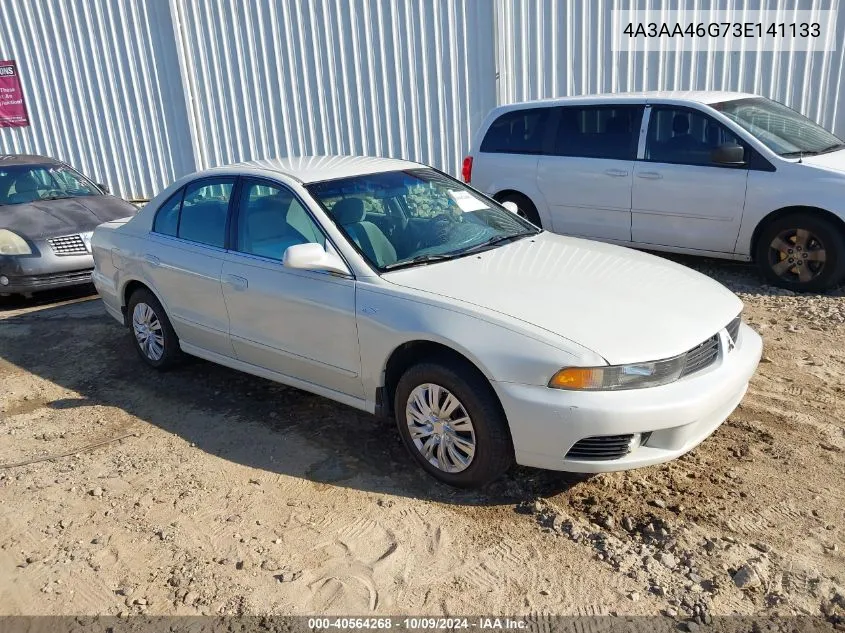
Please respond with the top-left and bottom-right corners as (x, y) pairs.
(0, 258), (843, 626)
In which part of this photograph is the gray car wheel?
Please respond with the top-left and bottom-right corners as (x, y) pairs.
(395, 359), (514, 488)
(126, 288), (183, 370)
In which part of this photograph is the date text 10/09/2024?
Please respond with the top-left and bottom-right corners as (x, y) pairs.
(308, 618), (528, 630)
(622, 21), (822, 39)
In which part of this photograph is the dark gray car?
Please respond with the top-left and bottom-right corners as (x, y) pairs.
(0, 154), (138, 297)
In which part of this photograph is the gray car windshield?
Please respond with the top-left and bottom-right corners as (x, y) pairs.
(712, 97), (845, 157)
(0, 165), (101, 206)
(306, 169), (539, 271)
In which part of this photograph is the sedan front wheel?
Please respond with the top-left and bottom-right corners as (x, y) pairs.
(395, 360), (514, 488)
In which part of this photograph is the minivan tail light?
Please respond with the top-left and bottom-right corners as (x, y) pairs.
(462, 156), (473, 183)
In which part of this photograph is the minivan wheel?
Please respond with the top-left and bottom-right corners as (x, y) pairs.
(127, 288), (183, 370)
(755, 213), (845, 292)
(497, 192), (542, 228)
(394, 361), (514, 488)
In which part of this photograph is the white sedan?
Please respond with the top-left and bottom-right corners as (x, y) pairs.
(92, 156), (762, 488)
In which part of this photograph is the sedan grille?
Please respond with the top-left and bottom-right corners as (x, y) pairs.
(725, 315), (741, 344)
(47, 234), (88, 256)
(680, 334), (719, 378)
(566, 434), (635, 461)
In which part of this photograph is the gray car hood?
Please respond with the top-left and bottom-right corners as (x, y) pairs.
(0, 195), (137, 239)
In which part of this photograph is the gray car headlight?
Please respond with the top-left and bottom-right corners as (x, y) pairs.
(549, 355), (685, 390)
(0, 229), (32, 255)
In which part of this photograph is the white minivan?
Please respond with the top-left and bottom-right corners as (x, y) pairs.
(464, 91), (845, 291)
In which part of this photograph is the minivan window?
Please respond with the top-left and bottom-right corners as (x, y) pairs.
(480, 108), (550, 154)
(712, 96), (845, 157)
(553, 105), (643, 160)
(646, 107), (744, 166)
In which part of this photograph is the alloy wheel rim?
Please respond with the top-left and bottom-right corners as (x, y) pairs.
(132, 302), (165, 361)
(768, 228), (827, 284)
(406, 383), (476, 473)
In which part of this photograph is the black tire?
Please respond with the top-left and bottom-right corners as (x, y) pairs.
(497, 192), (542, 228)
(394, 360), (514, 488)
(755, 213), (845, 292)
(126, 287), (184, 370)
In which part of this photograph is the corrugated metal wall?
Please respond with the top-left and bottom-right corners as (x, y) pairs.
(171, 0), (496, 176)
(495, 0), (845, 136)
(1, 0), (843, 199)
(0, 0), (195, 200)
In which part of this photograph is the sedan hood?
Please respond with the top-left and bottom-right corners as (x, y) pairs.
(800, 148), (845, 174)
(0, 195), (137, 239)
(384, 232), (743, 365)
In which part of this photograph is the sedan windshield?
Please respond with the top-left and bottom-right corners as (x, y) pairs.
(712, 97), (845, 157)
(0, 165), (101, 206)
(306, 169), (539, 271)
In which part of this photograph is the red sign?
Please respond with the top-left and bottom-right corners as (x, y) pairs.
(0, 60), (30, 128)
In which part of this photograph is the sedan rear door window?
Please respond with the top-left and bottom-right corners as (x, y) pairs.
(152, 190), (183, 237)
(177, 179), (235, 248)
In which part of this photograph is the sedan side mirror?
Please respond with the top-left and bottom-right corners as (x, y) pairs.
(283, 242), (350, 276)
(711, 144), (746, 165)
(97, 183), (110, 194)
(502, 201), (519, 214)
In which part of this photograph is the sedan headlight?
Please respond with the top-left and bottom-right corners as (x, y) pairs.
(0, 229), (32, 255)
(549, 355), (685, 391)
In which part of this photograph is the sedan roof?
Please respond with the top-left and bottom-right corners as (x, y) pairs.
(220, 155), (425, 184)
(0, 153), (66, 167)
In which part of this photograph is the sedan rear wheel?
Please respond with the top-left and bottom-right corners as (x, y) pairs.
(127, 288), (183, 370)
(132, 302), (165, 361)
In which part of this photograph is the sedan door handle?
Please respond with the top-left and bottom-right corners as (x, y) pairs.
(637, 171), (663, 180)
(222, 274), (248, 291)
(604, 169), (629, 177)
(144, 254), (160, 267)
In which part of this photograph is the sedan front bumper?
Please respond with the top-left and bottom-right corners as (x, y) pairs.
(0, 249), (95, 295)
(494, 323), (763, 473)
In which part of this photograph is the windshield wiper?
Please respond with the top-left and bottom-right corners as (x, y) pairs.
(459, 231), (535, 255)
(819, 142), (845, 154)
(382, 253), (457, 271)
(780, 150), (818, 158)
(40, 195), (73, 201)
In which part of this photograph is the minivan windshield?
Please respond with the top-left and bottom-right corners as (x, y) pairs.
(306, 169), (539, 272)
(712, 97), (845, 157)
(0, 165), (101, 206)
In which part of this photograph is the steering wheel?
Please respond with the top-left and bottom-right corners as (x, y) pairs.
(428, 212), (464, 245)
(383, 198), (409, 238)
